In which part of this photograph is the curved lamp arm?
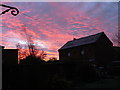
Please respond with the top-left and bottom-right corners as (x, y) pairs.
(0, 4), (19, 16)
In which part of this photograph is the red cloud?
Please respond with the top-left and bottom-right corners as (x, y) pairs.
(1, 2), (117, 60)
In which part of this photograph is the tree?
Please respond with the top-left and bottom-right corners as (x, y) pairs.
(112, 30), (120, 46)
(16, 43), (28, 60)
(47, 57), (58, 63)
(49, 57), (57, 61)
(16, 25), (47, 62)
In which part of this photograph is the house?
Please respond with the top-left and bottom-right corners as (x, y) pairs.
(110, 46), (120, 75)
(58, 32), (113, 68)
(113, 46), (120, 61)
(1, 46), (18, 89)
(1, 46), (18, 65)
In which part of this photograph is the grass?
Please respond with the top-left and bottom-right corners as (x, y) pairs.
(77, 76), (120, 89)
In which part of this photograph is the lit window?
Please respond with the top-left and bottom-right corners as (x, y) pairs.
(68, 52), (71, 56)
(81, 50), (85, 55)
(89, 59), (95, 62)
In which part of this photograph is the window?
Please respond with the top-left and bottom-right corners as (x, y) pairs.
(81, 49), (85, 55)
(89, 59), (95, 62)
(68, 52), (71, 56)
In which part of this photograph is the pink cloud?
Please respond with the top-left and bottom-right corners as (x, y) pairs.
(1, 2), (118, 60)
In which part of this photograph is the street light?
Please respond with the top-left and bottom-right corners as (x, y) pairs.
(0, 4), (19, 16)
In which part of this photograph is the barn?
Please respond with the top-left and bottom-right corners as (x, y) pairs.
(58, 32), (113, 68)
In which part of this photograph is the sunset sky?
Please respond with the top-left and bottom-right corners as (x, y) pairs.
(0, 2), (118, 59)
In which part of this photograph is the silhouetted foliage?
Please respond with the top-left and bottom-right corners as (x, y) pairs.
(49, 57), (57, 60)
(19, 55), (46, 64)
(47, 57), (58, 63)
(16, 25), (47, 63)
(16, 43), (28, 60)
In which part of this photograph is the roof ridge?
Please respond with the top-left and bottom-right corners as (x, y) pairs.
(72, 32), (104, 41)
(59, 32), (105, 50)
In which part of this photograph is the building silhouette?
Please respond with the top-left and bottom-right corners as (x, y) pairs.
(58, 32), (113, 68)
(1, 46), (18, 89)
(113, 46), (120, 61)
(1, 32), (120, 89)
(2, 46), (18, 65)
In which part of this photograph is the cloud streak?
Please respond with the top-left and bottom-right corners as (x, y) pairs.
(1, 2), (118, 59)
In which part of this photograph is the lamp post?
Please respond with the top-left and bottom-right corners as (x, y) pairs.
(0, 4), (19, 16)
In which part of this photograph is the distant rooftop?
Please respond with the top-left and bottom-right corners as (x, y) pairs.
(0, 45), (5, 49)
(59, 32), (107, 50)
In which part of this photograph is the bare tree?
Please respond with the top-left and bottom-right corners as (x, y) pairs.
(16, 43), (28, 60)
(16, 25), (47, 61)
(112, 30), (120, 46)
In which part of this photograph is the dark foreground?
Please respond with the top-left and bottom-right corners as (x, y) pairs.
(2, 61), (120, 89)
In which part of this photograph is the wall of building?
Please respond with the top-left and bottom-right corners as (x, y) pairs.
(59, 44), (95, 62)
(113, 46), (120, 61)
(95, 34), (113, 67)
(2, 49), (18, 65)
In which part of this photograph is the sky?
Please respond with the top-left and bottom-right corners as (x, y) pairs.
(0, 2), (118, 60)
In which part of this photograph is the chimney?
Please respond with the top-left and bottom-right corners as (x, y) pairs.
(73, 38), (76, 40)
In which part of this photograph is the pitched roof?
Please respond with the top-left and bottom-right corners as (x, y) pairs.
(59, 32), (105, 50)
